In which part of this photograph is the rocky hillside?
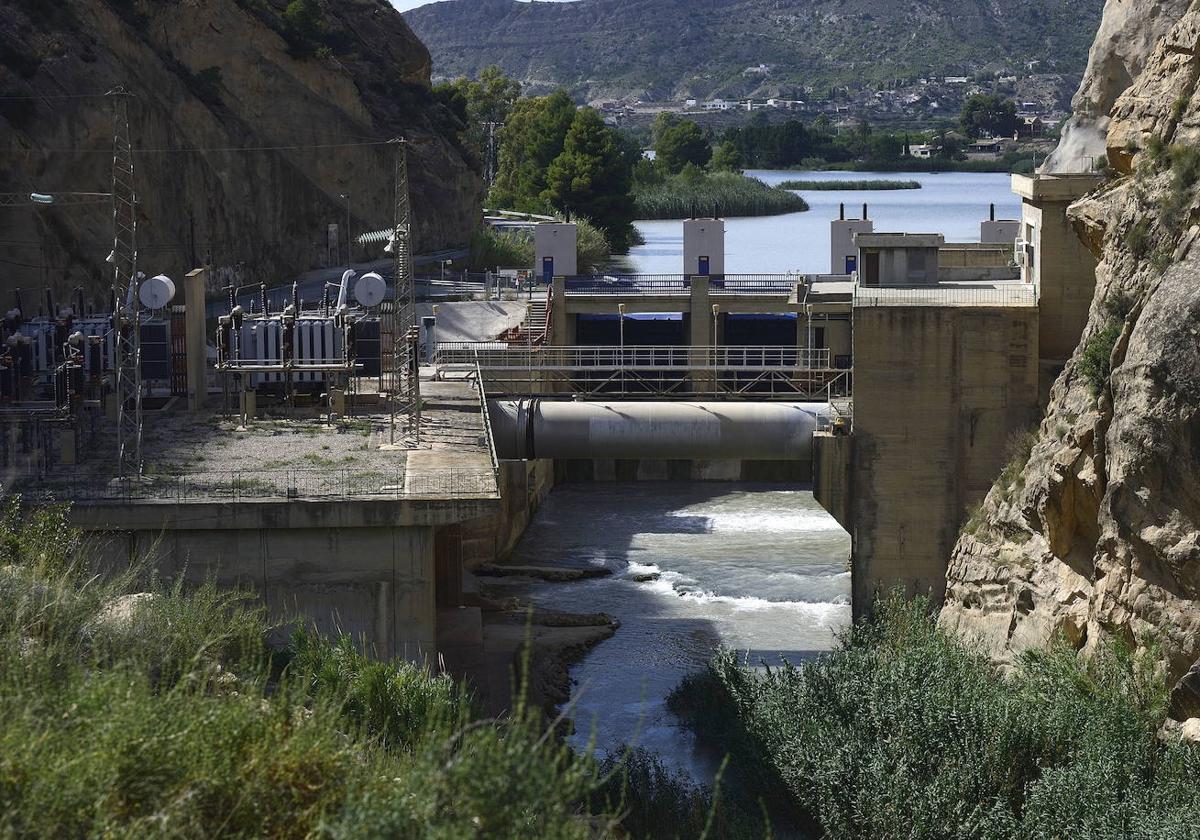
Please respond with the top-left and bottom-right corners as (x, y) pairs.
(941, 2), (1200, 714)
(0, 0), (482, 299)
(1044, 0), (1192, 172)
(405, 0), (1103, 101)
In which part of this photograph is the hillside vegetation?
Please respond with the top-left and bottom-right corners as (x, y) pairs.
(406, 0), (1103, 101)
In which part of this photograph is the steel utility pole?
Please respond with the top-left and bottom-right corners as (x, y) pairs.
(387, 139), (419, 445)
(108, 87), (143, 478)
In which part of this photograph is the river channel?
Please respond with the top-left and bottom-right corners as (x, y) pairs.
(485, 483), (851, 782)
(495, 171), (1017, 786)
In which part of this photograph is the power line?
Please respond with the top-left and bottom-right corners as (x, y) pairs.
(32, 139), (394, 154)
(0, 92), (116, 101)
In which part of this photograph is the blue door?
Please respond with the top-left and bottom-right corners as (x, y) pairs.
(845, 255), (857, 274)
(542, 256), (554, 284)
(698, 255), (710, 275)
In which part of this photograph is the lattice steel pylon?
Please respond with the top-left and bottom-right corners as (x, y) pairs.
(387, 138), (420, 445)
(108, 87), (142, 477)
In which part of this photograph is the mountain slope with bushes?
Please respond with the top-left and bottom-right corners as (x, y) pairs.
(406, 0), (1102, 101)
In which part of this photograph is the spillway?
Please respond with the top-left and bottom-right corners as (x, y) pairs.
(488, 399), (831, 461)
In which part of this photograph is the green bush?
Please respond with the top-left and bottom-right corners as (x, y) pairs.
(468, 225), (534, 271)
(634, 172), (808, 220)
(671, 595), (1199, 839)
(592, 748), (766, 840)
(1078, 322), (1122, 394)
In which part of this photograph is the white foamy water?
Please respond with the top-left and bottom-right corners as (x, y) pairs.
(488, 482), (852, 784)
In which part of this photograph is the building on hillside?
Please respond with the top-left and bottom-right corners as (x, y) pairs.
(702, 99), (733, 111)
(908, 143), (935, 159)
(1018, 116), (1045, 138)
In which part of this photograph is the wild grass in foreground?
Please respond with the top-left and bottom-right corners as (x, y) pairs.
(634, 171), (808, 220)
(0, 497), (746, 839)
(776, 179), (921, 191)
(670, 594), (1200, 839)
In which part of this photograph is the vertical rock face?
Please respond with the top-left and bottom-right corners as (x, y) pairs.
(942, 3), (1200, 695)
(1043, 0), (1191, 173)
(0, 0), (483, 298)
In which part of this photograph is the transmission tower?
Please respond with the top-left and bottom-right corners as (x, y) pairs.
(387, 138), (420, 445)
(108, 87), (142, 477)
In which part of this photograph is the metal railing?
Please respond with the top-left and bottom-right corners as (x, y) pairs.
(474, 358), (501, 482)
(435, 344), (833, 371)
(18, 467), (499, 503)
(710, 274), (800, 295)
(853, 284), (1037, 308)
(562, 274), (801, 297)
(564, 275), (691, 295)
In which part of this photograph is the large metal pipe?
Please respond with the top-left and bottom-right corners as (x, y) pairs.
(488, 400), (831, 461)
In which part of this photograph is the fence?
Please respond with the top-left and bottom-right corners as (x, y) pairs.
(18, 467), (499, 503)
(434, 344), (834, 371)
(853, 284), (1037, 308)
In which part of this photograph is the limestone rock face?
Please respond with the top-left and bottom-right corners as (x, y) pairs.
(1043, 0), (1191, 173)
(0, 0), (482, 297)
(942, 4), (1200, 699)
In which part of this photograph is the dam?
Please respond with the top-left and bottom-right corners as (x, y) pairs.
(4, 172), (1101, 709)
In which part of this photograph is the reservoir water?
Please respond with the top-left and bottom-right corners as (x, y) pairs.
(488, 483), (851, 781)
(619, 169), (1022, 275)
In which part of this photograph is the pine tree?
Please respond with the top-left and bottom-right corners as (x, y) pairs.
(543, 108), (635, 249)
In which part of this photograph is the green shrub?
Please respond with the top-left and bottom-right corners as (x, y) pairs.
(673, 594), (1199, 839)
(592, 749), (765, 840)
(468, 225), (533, 271)
(1124, 217), (1151, 258)
(1078, 322), (1122, 394)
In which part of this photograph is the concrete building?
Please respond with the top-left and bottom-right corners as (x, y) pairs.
(534, 223), (578, 281)
(855, 234), (943, 285)
(814, 174), (1101, 618)
(1012, 173), (1102, 393)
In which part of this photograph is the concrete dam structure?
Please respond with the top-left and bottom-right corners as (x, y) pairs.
(488, 400), (830, 461)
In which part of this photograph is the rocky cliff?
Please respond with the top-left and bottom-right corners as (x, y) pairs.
(942, 2), (1200, 711)
(0, 0), (482, 299)
(1043, 0), (1191, 172)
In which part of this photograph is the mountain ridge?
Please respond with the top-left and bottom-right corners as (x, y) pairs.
(405, 0), (1105, 102)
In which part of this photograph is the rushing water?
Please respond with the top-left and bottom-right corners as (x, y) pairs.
(618, 169), (1022, 275)
(486, 482), (851, 782)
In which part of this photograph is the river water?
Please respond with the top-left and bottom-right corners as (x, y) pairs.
(492, 171), (1016, 786)
(487, 482), (852, 781)
(618, 169), (1022, 275)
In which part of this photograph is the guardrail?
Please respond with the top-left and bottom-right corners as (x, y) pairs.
(853, 284), (1037, 308)
(473, 357), (501, 482)
(710, 274), (800, 295)
(18, 467), (498, 503)
(435, 344), (834, 371)
(564, 275), (691, 295)
(562, 274), (801, 296)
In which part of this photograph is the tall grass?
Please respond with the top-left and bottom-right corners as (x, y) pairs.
(670, 594), (1200, 839)
(634, 172), (809, 220)
(777, 179), (921, 191)
(468, 225), (533, 271)
(0, 497), (615, 838)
